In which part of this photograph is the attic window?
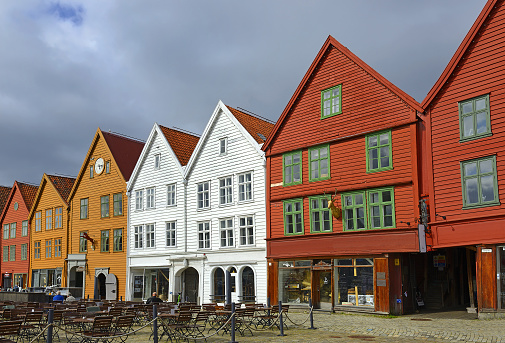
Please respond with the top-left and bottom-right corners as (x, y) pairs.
(257, 133), (266, 141)
(321, 84), (342, 118)
(219, 138), (227, 155)
(154, 154), (161, 169)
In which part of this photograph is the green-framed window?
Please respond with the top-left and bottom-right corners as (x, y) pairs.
(284, 198), (304, 235)
(22, 220), (28, 236)
(9, 245), (15, 261)
(113, 229), (123, 252)
(101, 196), (109, 218)
(461, 155), (499, 208)
(366, 130), (392, 173)
(341, 187), (395, 231)
(113, 193), (123, 216)
(101, 230), (109, 252)
(21, 244), (27, 260)
(321, 84), (342, 118)
(80, 198), (88, 219)
(459, 94), (491, 141)
(309, 196), (332, 233)
(309, 145), (330, 182)
(283, 151), (302, 186)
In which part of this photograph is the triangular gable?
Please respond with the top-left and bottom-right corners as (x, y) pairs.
(184, 100), (270, 178)
(0, 181), (38, 224)
(262, 35), (423, 152)
(422, 0), (498, 108)
(28, 174), (75, 221)
(0, 186), (11, 216)
(159, 125), (200, 166)
(226, 106), (274, 144)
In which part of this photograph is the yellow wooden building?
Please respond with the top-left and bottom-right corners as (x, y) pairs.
(67, 128), (144, 300)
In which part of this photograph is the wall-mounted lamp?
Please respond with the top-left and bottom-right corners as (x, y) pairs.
(435, 213), (446, 220)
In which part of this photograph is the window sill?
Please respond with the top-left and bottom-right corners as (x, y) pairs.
(197, 207), (211, 211)
(218, 203), (235, 208)
(284, 232), (304, 236)
(462, 201), (500, 210)
(366, 167), (393, 174)
(238, 199), (254, 204)
(309, 177), (330, 183)
(459, 132), (492, 143)
(310, 230), (333, 234)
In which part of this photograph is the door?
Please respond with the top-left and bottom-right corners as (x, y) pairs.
(314, 270), (332, 310)
(183, 268), (199, 304)
(105, 273), (118, 301)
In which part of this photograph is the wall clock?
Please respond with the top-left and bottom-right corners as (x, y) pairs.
(95, 158), (105, 175)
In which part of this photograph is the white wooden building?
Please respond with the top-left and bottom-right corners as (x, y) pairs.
(126, 101), (273, 304)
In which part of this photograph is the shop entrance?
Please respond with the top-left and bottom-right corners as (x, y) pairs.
(182, 267), (199, 304)
(313, 270), (332, 310)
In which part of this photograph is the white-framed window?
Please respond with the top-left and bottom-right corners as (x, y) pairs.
(219, 137), (227, 155)
(197, 182), (210, 209)
(135, 190), (143, 211)
(238, 172), (253, 202)
(154, 153), (161, 169)
(46, 209), (52, 230)
(10, 223), (16, 239)
(3, 224), (8, 239)
(220, 218), (234, 248)
(134, 225), (144, 249)
(146, 188), (155, 209)
(198, 222), (210, 249)
(219, 176), (233, 205)
(167, 184), (176, 206)
(239, 216), (254, 246)
(146, 224), (155, 248)
(166, 221), (176, 247)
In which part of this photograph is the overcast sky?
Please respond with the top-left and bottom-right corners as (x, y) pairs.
(0, 0), (488, 187)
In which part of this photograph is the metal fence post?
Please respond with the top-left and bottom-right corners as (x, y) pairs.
(229, 302), (238, 343)
(153, 304), (158, 343)
(308, 298), (316, 329)
(278, 300), (286, 336)
(46, 308), (54, 343)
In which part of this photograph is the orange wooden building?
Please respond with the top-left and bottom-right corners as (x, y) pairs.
(0, 182), (38, 289)
(262, 36), (425, 314)
(67, 129), (143, 300)
(421, 0), (505, 317)
(28, 174), (75, 291)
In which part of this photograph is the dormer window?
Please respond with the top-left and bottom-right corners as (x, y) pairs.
(219, 138), (227, 155)
(154, 154), (161, 169)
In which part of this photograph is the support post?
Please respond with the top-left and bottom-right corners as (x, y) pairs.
(229, 302), (238, 343)
(277, 300), (285, 336)
(153, 304), (158, 343)
(46, 309), (54, 343)
(226, 270), (232, 305)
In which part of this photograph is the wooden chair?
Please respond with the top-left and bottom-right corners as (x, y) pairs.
(77, 315), (113, 343)
(112, 315), (134, 343)
(0, 320), (23, 343)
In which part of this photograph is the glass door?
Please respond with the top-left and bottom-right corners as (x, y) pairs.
(318, 271), (332, 310)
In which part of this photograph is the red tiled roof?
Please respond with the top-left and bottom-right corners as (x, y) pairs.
(101, 131), (145, 181)
(47, 175), (76, 203)
(17, 182), (39, 211)
(226, 106), (275, 143)
(159, 125), (200, 166)
(0, 186), (11, 214)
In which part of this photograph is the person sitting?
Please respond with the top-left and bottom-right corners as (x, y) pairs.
(52, 291), (64, 302)
(146, 292), (163, 304)
(65, 292), (76, 303)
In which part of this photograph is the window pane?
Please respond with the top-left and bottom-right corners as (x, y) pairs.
(380, 147), (390, 167)
(481, 175), (495, 202)
(311, 149), (319, 160)
(370, 192), (379, 203)
(293, 165), (301, 182)
(465, 162), (477, 176)
(346, 209), (354, 230)
(323, 91), (331, 99)
(465, 178), (479, 204)
(475, 98), (486, 111)
(462, 102), (473, 114)
(357, 208), (365, 229)
(476, 112), (487, 134)
(480, 159), (493, 174)
(368, 136), (378, 147)
(320, 147), (328, 158)
(382, 190), (391, 202)
(320, 159), (328, 177)
(379, 133), (389, 145)
(463, 115), (474, 137)
(355, 194), (363, 205)
(311, 161), (319, 178)
(345, 196), (353, 206)
(293, 153), (300, 164)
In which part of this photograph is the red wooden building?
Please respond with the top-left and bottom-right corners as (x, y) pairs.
(421, 0), (505, 317)
(262, 36), (424, 314)
(0, 181), (38, 289)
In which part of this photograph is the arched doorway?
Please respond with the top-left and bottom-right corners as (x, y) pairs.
(96, 273), (106, 300)
(182, 268), (199, 304)
(213, 268), (225, 302)
(241, 267), (255, 303)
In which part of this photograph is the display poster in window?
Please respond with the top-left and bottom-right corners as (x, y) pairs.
(133, 275), (143, 298)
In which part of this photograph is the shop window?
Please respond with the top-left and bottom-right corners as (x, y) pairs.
(278, 260), (311, 305)
(334, 258), (374, 307)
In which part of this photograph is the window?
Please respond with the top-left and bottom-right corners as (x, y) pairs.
(3, 246), (8, 262)
(197, 182), (210, 209)
(239, 216), (254, 246)
(79, 232), (87, 252)
(459, 94), (491, 141)
(9, 246), (15, 261)
(135, 190), (143, 211)
(284, 199), (304, 235)
(45, 240), (51, 258)
(146, 188), (155, 209)
(55, 208), (62, 229)
(10, 223), (16, 238)
(146, 224), (155, 248)
(309, 196), (332, 233)
(54, 239), (61, 257)
(283, 151), (302, 186)
(341, 187), (395, 231)
(106, 160), (111, 174)
(113, 193), (123, 216)
(101, 230), (109, 252)
(321, 84), (342, 118)
(198, 222), (210, 249)
(113, 229), (123, 252)
(220, 218), (234, 247)
(3, 224), (8, 239)
(219, 138), (227, 155)
(134, 226), (143, 249)
(80, 198), (88, 219)
(167, 184), (176, 206)
(21, 244), (27, 260)
(90, 165), (94, 178)
(238, 172), (252, 202)
(154, 154), (161, 169)
(366, 131), (392, 172)
(22, 221), (28, 236)
(166, 222), (176, 247)
(35, 211), (41, 232)
(101, 196), (110, 218)
(461, 156), (499, 208)
(219, 177), (233, 205)
(34, 241), (41, 259)
(309, 145), (330, 181)
(45, 209), (52, 230)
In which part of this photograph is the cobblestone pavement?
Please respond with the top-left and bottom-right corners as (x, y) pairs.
(109, 309), (505, 343)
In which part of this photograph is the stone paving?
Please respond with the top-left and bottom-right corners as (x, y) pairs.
(112, 309), (505, 342)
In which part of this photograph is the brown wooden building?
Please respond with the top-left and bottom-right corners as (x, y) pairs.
(28, 174), (75, 291)
(261, 36), (424, 314)
(67, 128), (143, 300)
(0, 182), (38, 289)
(421, 0), (505, 317)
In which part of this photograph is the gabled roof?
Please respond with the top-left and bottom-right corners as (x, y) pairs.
(0, 186), (11, 215)
(422, 0), (498, 108)
(226, 106), (274, 144)
(28, 174), (76, 220)
(262, 35), (423, 151)
(159, 125), (200, 166)
(0, 181), (38, 224)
